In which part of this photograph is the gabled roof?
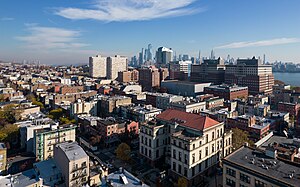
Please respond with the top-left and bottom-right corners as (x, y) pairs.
(156, 109), (220, 131)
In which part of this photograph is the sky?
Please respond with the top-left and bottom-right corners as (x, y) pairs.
(1, 0), (300, 65)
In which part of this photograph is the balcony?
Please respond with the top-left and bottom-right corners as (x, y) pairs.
(71, 172), (87, 181)
(71, 164), (87, 173)
(48, 135), (59, 140)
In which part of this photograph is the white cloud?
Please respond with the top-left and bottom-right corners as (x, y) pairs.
(54, 0), (202, 22)
(215, 38), (300, 49)
(0, 17), (14, 21)
(15, 25), (89, 51)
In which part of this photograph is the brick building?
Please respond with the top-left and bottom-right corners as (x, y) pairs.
(204, 84), (248, 100)
(117, 70), (139, 83)
(138, 66), (160, 91)
(225, 57), (274, 95)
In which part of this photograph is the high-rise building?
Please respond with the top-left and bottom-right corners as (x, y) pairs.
(138, 66), (160, 91)
(169, 60), (192, 80)
(107, 55), (128, 80)
(190, 58), (225, 84)
(225, 57), (274, 95)
(89, 55), (107, 78)
(146, 44), (153, 62)
(156, 47), (173, 66)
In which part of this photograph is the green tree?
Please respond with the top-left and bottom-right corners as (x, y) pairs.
(232, 128), (254, 150)
(26, 93), (36, 102)
(48, 108), (63, 120)
(32, 101), (44, 109)
(177, 177), (188, 187)
(0, 124), (19, 142)
(0, 104), (21, 123)
(116, 143), (131, 161)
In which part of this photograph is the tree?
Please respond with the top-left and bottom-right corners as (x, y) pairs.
(59, 117), (76, 125)
(115, 143), (131, 161)
(232, 128), (254, 150)
(177, 177), (188, 187)
(48, 108), (63, 120)
(32, 101), (44, 109)
(0, 124), (19, 142)
(0, 104), (21, 123)
(26, 93), (36, 102)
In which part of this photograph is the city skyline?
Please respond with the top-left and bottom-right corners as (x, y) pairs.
(1, 0), (300, 64)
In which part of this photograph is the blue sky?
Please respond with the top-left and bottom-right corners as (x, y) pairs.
(1, 0), (300, 64)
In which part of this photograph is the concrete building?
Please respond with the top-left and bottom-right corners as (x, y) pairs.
(138, 66), (160, 91)
(0, 143), (6, 174)
(225, 57), (274, 95)
(70, 99), (98, 117)
(223, 146), (300, 187)
(54, 142), (90, 187)
(98, 95), (132, 117)
(33, 124), (76, 161)
(170, 99), (206, 113)
(89, 55), (107, 78)
(107, 55), (128, 80)
(204, 84), (249, 100)
(190, 58), (225, 84)
(139, 109), (232, 186)
(121, 104), (162, 122)
(17, 117), (58, 152)
(161, 80), (212, 97)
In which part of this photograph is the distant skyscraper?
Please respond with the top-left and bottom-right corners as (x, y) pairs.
(139, 48), (144, 65)
(156, 47), (173, 66)
(146, 44), (153, 61)
(210, 49), (215, 60)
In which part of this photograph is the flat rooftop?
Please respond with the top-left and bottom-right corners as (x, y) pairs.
(224, 146), (300, 187)
(56, 142), (88, 161)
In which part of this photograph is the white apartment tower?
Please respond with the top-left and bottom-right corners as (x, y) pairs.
(107, 55), (128, 80)
(89, 55), (107, 78)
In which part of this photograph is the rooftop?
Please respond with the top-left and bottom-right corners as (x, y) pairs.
(103, 168), (149, 187)
(0, 169), (40, 187)
(157, 109), (220, 131)
(55, 142), (88, 162)
(223, 146), (300, 187)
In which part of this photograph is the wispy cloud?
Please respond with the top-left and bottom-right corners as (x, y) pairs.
(15, 25), (89, 51)
(54, 0), (202, 22)
(0, 17), (14, 21)
(215, 38), (300, 49)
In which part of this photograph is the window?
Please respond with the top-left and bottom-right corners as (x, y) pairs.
(178, 165), (182, 174)
(205, 147), (208, 156)
(193, 144), (195, 149)
(226, 168), (236, 178)
(141, 146), (144, 154)
(255, 179), (267, 187)
(212, 144), (214, 153)
(173, 139), (177, 145)
(173, 150), (176, 159)
(141, 136), (144, 144)
(240, 173), (250, 184)
(192, 153), (195, 163)
(206, 134), (208, 143)
(212, 132), (215, 140)
(184, 167), (187, 177)
(199, 150), (202, 160)
(173, 162), (176, 170)
(179, 142), (182, 148)
(185, 154), (188, 164)
(149, 150), (151, 157)
(226, 178), (236, 187)
(179, 152), (182, 161)
(149, 140), (151, 147)
(217, 130), (219, 138)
